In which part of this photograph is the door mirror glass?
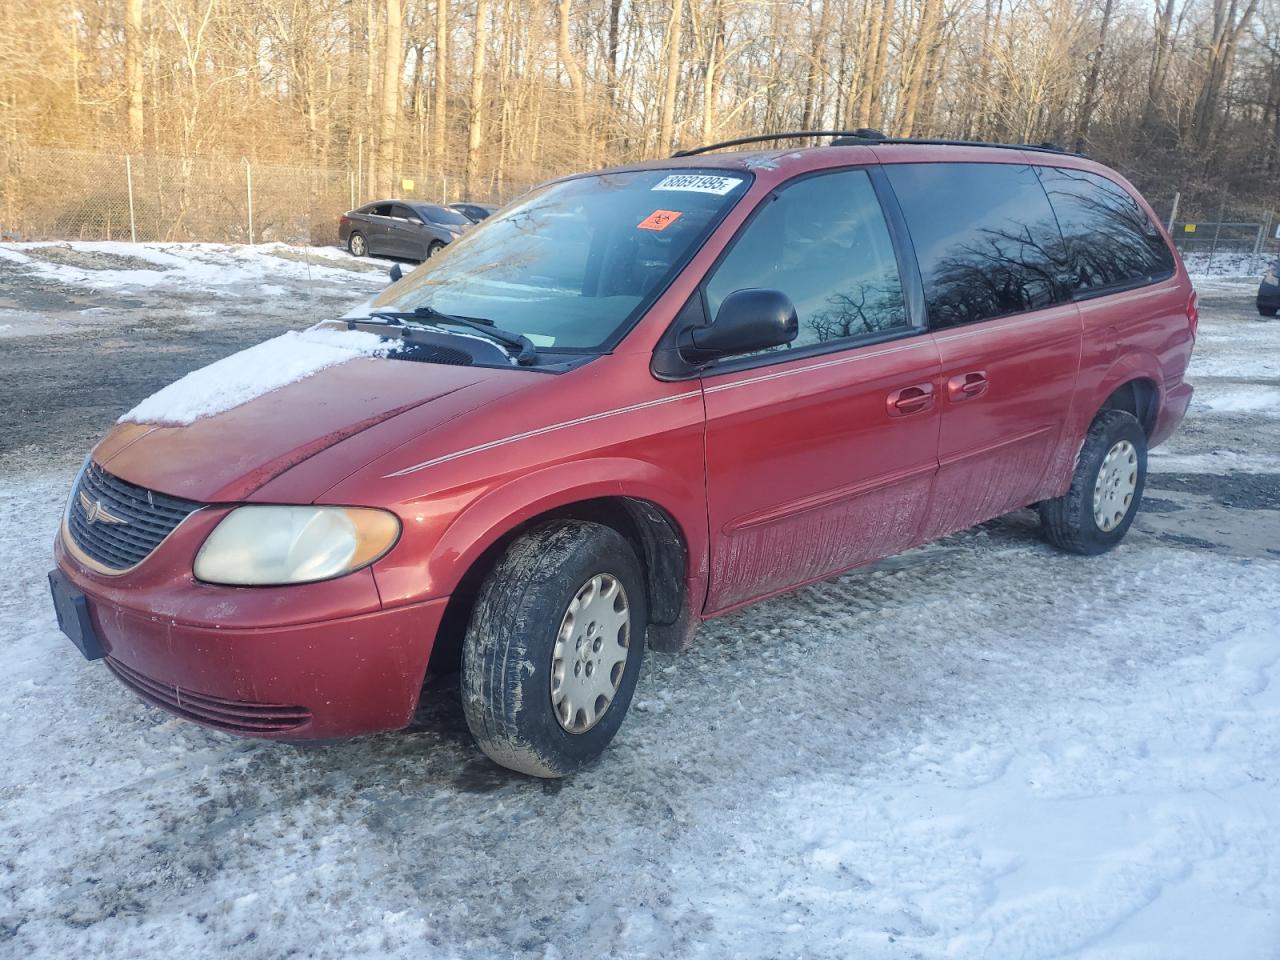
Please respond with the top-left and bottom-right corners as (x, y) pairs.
(679, 288), (798, 362)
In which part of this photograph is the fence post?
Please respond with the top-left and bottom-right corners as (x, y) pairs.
(1259, 211), (1274, 257)
(1208, 194), (1227, 270)
(1166, 191), (1180, 233)
(245, 158), (254, 245)
(125, 155), (137, 243)
(356, 136), (363, 206)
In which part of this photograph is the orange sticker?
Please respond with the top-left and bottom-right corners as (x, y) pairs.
(637, 209), (683, 231)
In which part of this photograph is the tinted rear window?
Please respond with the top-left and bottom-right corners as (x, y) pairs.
(420, 204), (470, 226)
(1036, 167), (1174, 295)
(885, 162), (1068, 327)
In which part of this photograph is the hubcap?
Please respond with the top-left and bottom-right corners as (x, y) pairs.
(551, 573), (630, 734)
(351, 236), (365, 255)
(1093, 439), (1139, 532)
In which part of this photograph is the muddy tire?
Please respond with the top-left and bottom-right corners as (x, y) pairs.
(461, 521), (647, 778)
(348, 232), (367, 257)
(1039, 410), (1147, 555)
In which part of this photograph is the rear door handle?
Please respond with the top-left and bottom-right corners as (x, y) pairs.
(947, 371), (989, 402)
(887, 383), (935, 417)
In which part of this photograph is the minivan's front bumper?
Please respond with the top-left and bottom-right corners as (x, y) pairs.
(53, 540), (446, 740)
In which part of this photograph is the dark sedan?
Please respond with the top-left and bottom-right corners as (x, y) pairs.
(339, 201), (471, 261)
(1258, 258), (1280, 316)
(449, 201), (497, 223)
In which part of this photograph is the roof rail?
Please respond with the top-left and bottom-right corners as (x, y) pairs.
(672, 129), (1080, 159)
(671, 130), (881, 157)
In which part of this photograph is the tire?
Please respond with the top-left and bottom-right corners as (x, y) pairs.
(1038, 410), (1147, 555)
(1258, 304), (1277, 317)
(425, 240), (445, 259)
(461, 521), (648, 778)
(347, 232), (367, 257)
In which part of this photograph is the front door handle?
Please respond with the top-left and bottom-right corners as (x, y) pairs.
(888, 383), (935, 418)
(947, 371), (989, 402)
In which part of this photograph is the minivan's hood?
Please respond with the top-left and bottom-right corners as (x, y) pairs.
(96, 357), (527, 503)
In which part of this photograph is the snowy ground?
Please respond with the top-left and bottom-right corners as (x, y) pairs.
(1, 246), (1278, 958)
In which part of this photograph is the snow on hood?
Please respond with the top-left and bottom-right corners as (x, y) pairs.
(120, 327), (393, 426)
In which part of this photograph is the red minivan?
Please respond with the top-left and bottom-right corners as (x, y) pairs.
(50, 133), (1196, 777)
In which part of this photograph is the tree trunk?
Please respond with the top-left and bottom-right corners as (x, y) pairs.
(379, 0), (403, 196)
(1074, 0), (1116, 151)
(433, 0), (448, 171)
(898, 0), (942, 137)
(657, 0), (684, 155)
(465, 0), (489, 196)
(125, 0), (144, 146)
(558, 0), (587, 156)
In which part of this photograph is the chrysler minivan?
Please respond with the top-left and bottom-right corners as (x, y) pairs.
(50, 132), (1196, 777)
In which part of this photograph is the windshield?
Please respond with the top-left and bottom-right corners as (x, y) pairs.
(368, 168), (752, 351)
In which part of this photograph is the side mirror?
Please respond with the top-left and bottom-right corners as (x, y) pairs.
(679, 288), (798, 362)
(389, 263), (403, 283)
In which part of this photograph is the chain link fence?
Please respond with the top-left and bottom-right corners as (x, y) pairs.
(1149, 191), (1280, 271)
(5, 146), (1280, 271)
(0, 145), (537, 246)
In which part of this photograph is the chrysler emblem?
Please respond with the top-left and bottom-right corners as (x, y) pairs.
(79, 491), (127, 525)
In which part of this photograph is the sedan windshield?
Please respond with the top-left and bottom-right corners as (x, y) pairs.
(367, 168), (752, 351)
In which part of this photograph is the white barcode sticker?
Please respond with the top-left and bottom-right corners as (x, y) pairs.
(651, 174), (743, 195)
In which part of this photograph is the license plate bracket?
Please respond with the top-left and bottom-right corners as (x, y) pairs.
(48, 569), (105, 661)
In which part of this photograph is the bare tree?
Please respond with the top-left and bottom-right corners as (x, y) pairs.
(125, 0), (144, 145)
(464, 0), (489, 195)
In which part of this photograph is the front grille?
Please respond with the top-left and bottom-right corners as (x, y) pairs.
(106, 658), (312, 734)
(66, 461), (201, 572)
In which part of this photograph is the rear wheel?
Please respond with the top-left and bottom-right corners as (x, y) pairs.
(1039, 410), (1147, 555)
(347, 232), (367, 257)
(1258, 304), (1277, 317)
(461, 521), (647, 778)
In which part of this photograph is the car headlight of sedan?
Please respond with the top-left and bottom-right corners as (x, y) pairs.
(194, 506), (401, 586)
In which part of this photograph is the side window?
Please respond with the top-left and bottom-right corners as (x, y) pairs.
(884, 162), (1068, 328)
(704, 168), (907, 349)
(1036, 166), (1175, 294)
(370, 203), (393, 217)
(394, 204), (421, 222)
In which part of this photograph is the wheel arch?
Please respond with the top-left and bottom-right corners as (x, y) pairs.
(425, 464), (706, 671)
(1092, 351), (1165, 437)
(1100, 376), (1159, 437)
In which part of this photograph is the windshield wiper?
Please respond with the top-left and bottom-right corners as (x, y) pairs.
(365, 305), (538, 365)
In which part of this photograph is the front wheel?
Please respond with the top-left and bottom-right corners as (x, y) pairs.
(1039, 409), (1147, 555)
(425, 240), (445, 259)
(1258, 304), (1277, 317)
(461, 521), (647, 777)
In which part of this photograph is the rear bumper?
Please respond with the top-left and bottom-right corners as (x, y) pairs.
(57, 560), (447, 740)
(1151, 380), (1194, 448)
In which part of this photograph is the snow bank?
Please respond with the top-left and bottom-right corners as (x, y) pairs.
(120, 327), (392, 426)
(0, 241), (384, 294)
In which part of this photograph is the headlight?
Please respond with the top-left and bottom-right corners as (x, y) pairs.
(194, 506), (401, 586)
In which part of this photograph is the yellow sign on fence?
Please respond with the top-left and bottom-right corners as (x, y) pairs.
(401, 178), (415, 192)
(1184, 223), (1197, 233)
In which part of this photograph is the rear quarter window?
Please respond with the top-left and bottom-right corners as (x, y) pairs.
(884, 162), (1069, 328)
(1035, 166), (1175, 295)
